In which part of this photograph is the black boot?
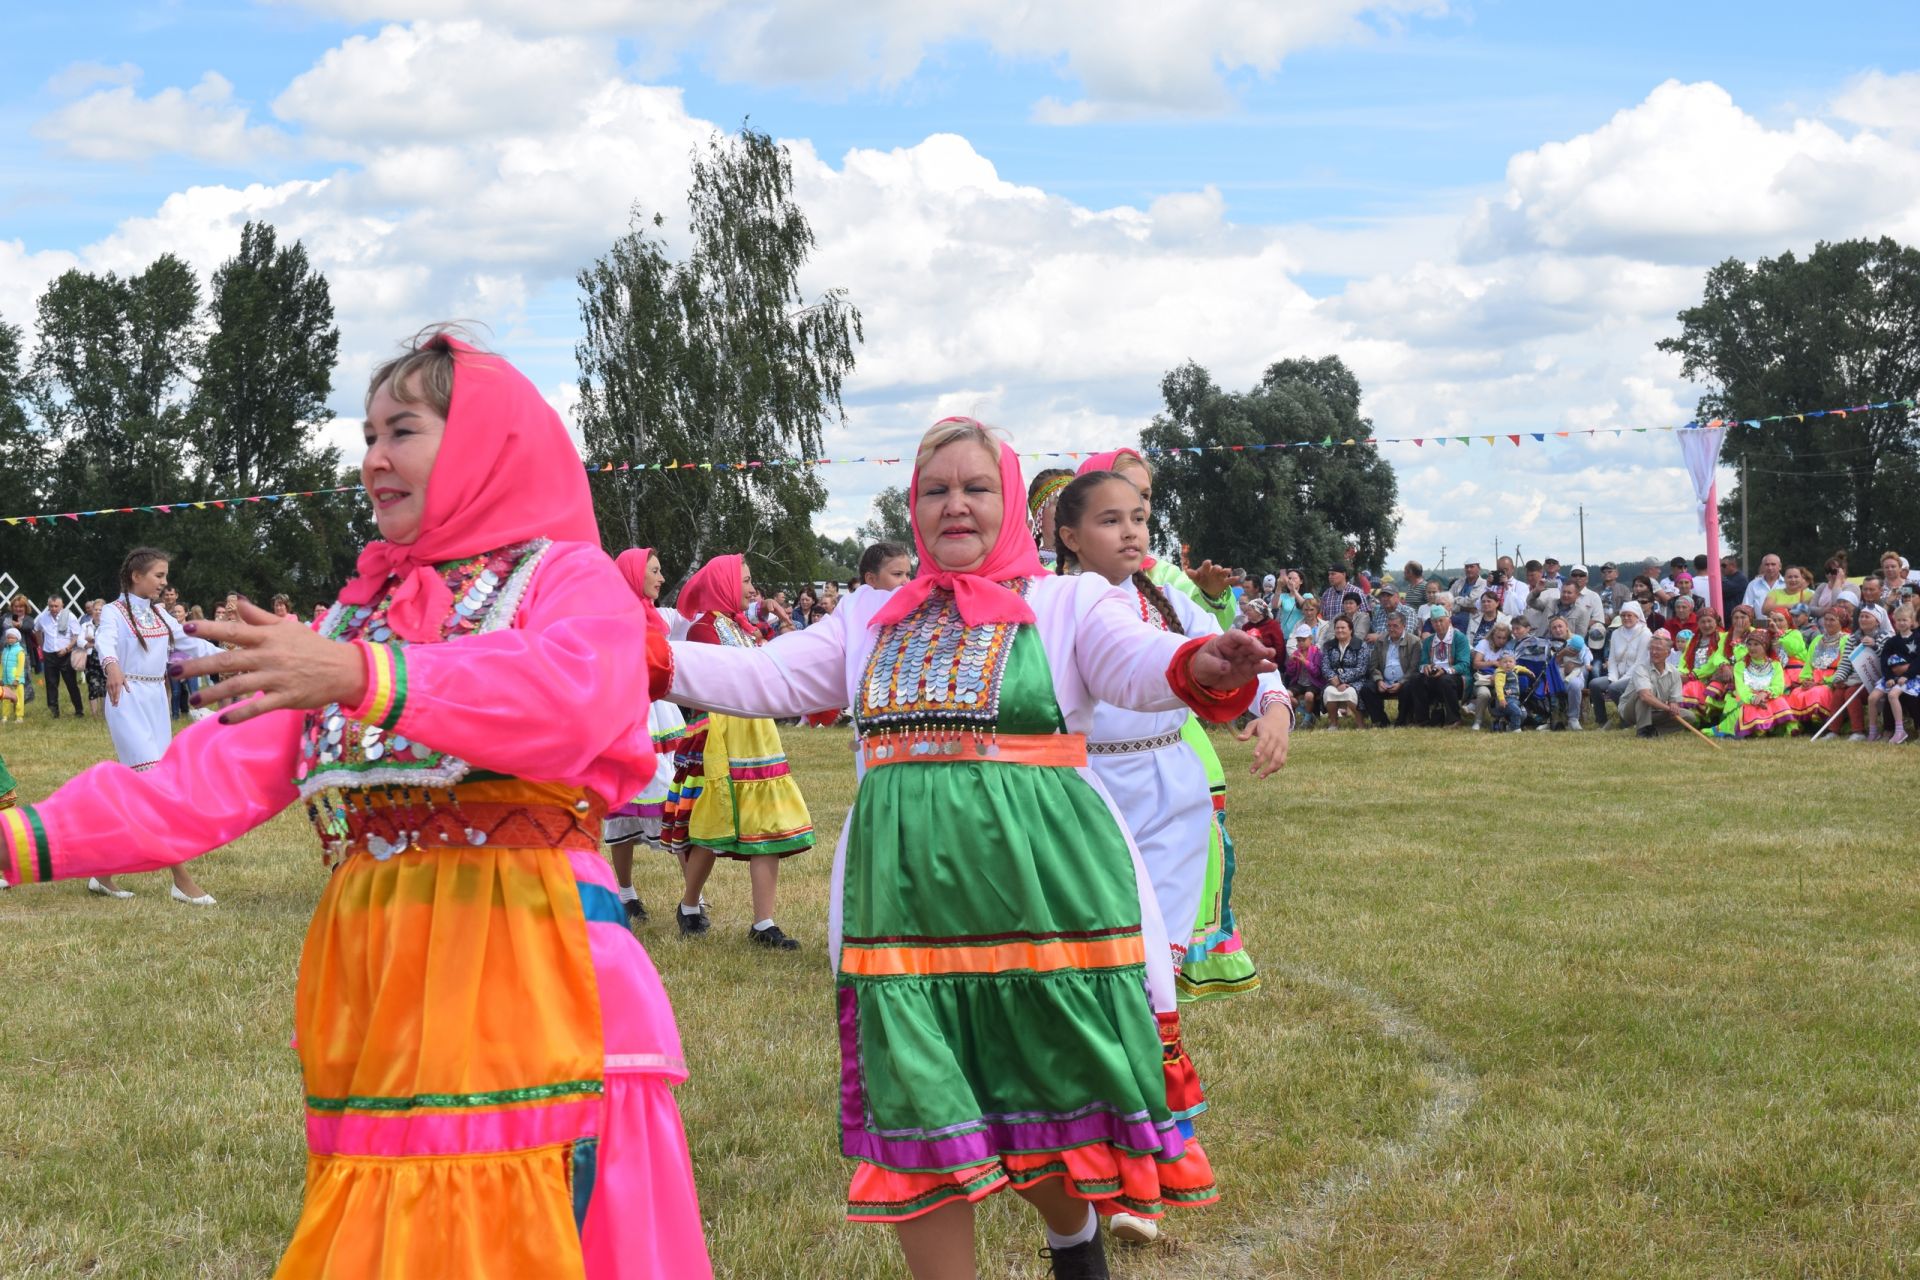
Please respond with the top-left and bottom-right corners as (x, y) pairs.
(1041, 1234), (1110, 1280)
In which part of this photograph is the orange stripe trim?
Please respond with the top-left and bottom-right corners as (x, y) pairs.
(841, 933), (1145, 977)
(862, 731), (1087, 770)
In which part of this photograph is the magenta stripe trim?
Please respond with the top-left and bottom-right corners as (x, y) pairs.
(306, 1095), (599, 1157)
(729, 762), (792, 782)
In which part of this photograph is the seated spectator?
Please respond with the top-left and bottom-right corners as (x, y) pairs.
(1319, 565), (1364, 622)
(1837, 606), (1885, 739)
(1660, 592), (1700, 644)
(1812, 556), (1858, 614)
(1543, 580), (1598, 641)
(1597, 562), (1629, 619)
(1451, 561), (1486, 603)
(1677, 609), (1730, 719)
(1401, 560), (1428, 605)
(1787, 603), (1857, 733)
(1470, 620), (1519, 731)
(1543, 616), (1589, 730)
(1360, 609), (1422, 727)
(1714, 624), (1797, 738)
(1242, 597), (1289, 658)
(1764, 564), (1816, 623)
(1500, 565), (1532, 619)
(1467, 588), (1510, 651)
(1300, 594), (1332, 648)
(1622, 632), (1697, 737)
(1628, 575), (1666, 631)
(1880, 549), (1918, 594)
(1742, 553), (1786, 611)
(1414, 604), (1470, 726)
(1567, 564), (1603, 618)
(1283, 624), (1326, 727)
(1591, 600), (1652, 728)
(1339, 592), (1367, 644)
(1320, 615), (1369, 729)
(1669, 570), (1703, 612)
(1856, 574), (1893, 633)
(1369, 583), (1417, 643)
(1869, 604), (1917, 744)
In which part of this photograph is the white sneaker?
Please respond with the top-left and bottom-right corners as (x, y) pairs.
(1569, 721), (1584, 731)
(1108, 1211), (1160, 1244)
(1469, 722), (1481, 732)
(1848, 733), (1867, 742)
(170, 885), (217, 907)
(88, 877), (134, 899)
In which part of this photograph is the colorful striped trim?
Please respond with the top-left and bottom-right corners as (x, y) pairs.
(840, 933), (1145, 977)
(361, 642), (409, 732)
(728, 759), (793, 782)
(0, 805), (51, 885)
(307, 1078), (603, 1114)
(847, 1165), (1008, 1221)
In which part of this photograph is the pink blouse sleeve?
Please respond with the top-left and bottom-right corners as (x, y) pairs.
(668, 604), (851, 719)
(342, 541), (655, 794)
(1, 707), (305, 885)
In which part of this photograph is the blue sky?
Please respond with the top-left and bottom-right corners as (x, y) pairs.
(4, 1), (1918, 566)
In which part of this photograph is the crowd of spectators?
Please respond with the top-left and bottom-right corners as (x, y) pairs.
(1235, 549), (1920, 742)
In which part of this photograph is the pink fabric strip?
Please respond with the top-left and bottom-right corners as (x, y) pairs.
(306, 1096), (599, 1158)
(727, 762), (791, 782)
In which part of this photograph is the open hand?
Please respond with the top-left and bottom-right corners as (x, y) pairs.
(175, 600), (367, 725)
(1234, 704), (1292, 777)
(106, 663), (125, 707)
(1189, 628), (1276, 690)
(1186, 559), (1232, 601)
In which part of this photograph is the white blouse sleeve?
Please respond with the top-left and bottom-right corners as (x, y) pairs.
(669, 603), (852, 719)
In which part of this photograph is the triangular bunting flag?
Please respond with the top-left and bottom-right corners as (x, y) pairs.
(1507, 435), (1521, 446)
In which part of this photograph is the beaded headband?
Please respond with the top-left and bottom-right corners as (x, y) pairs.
(1027, 473), (1072, 519)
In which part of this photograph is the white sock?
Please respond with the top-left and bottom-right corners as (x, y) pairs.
(1045, 1205), (1098, 1250)
(617, 885), (637, 903)
(753, 917), (776, 932)
(680, 903), (703, 916)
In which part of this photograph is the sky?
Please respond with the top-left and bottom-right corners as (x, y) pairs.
(4, 1), (1919, 569)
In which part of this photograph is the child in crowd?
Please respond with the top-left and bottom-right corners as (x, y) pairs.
(1492, 647), (1525, 732)
(1283, 623), (1324, 727)
(1, 628), (26, 722)
(1872, 605), (1917, 744)
(857, 540), (913, 592)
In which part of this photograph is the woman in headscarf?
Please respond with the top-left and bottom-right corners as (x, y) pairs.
(601, 547), (690, 924)
(661, 552), (814, 949)
(0, 331), (711, 1278)
(1072, 449), (1258, 1003)
(667, 417), (1275, 1280)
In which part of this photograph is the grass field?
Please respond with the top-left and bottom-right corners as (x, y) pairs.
(2, 713), (1917, 1279)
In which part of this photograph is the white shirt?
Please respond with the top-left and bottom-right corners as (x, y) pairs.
(33, 608), (79, 654)
(1607, 621), (1651, 678)
(1743, 574), (1785, 612)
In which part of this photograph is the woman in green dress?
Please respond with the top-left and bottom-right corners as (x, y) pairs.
(668, 418), (1276, 1280)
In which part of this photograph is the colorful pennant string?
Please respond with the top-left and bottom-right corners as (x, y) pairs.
(1, 396), (1910, 529)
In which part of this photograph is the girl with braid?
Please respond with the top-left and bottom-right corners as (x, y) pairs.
(1051, 470), (1292, 1246)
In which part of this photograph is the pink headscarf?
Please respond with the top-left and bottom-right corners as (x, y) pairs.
(676, 554), (750, 629)
(614, 547), (668, 636)
(870, 421), (1044, 630)
(1076, 447), (1144, 477)
(339, 337), (600, 642)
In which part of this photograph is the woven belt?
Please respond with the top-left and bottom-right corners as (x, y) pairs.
(1087, 729), (1185, 756)
(862, 731), (1087, 769)
(318, 796), (606, 862)
(126, 674), (168, 684)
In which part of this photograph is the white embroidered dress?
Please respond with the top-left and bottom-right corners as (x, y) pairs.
(94, 595), (218, 772)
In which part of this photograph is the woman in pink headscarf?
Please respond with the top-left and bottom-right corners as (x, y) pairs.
(667, 417), (1276, 1280)
(602, 547), (690, 924)
(661, 552), (814, 950)
(0, 330), (711, 1278)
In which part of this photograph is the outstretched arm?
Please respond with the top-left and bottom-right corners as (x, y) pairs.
(670, 605), (851, 719)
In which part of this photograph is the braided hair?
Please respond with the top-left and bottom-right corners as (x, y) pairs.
(1052, 472), (1184, 635)
(117, 547), (173, 651)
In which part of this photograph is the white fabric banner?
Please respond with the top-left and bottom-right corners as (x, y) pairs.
(1676, 425), (1726, 533)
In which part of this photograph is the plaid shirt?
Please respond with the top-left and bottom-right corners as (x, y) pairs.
(1319, 584), (1363, 621)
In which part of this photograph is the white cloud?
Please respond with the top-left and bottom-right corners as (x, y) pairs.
(273, 21), (618, 143)
(45, 60), (141, 97)
(34, 71), (287, 166)
(267, 0), (1448, 119)
(1464, 79), (1920, 264)
(1830, 69), (1920, 135)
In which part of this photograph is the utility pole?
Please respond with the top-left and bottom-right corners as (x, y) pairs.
(1740, 457), (1750, 574)
(1578, 505), (1586, 566)
(1493, 536), (1501, 565)
(1439, 545), (1447, 576)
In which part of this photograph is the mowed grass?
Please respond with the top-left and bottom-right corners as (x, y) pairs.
(2, 713), (1917, 1278)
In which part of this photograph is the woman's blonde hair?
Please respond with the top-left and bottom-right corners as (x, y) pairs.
(914, 416), (1002, 471)
(364, 323), (486, 417)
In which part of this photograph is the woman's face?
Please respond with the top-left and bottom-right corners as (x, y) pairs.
(1673, 596), (1694, 617)
(1699, 612), (1719, 636)
(362, 377), (448, 545)
(739, 563), (755, 610)
(644, 555), (665, 600)
(131, 561), (169, 601)
(1784, 566), (1806, 592)
(1491, 625), (1511, 647)
(1333, 617), (1353, 643)
(914, 441), (1002, 574)
(272, 599), (290, 617)
(1114, 458), (1153, 511)
(1303, 599), (1320, 620)
(1057, 477), (1149, 584)
(1822, 610), (1844, 635)
(87, 601), (102, 620)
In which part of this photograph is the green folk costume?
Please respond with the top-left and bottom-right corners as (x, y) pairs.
(667, 575), (1238, 1224)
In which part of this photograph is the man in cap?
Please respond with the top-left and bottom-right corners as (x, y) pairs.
(1596, 562), (1628, 620)
(1451, 560), (1486, 604)
(1567, 565), (1603, 619)
(1368, 583), (1418, 645)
